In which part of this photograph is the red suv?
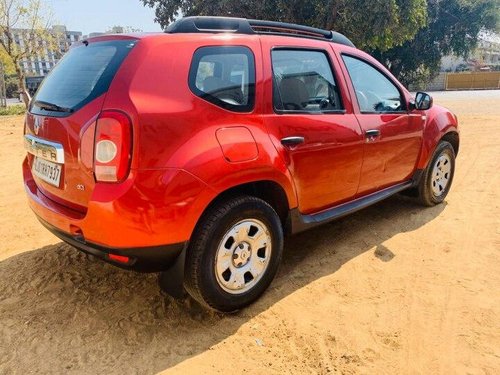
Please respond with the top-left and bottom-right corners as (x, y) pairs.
(23, 17), (459, 312)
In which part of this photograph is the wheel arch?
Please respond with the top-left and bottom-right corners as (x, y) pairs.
(159, 178), (294, 299)
(196, 180), (292, 232)
(440, 130), (459, 156)
(417, 108), (459, 170)
(419, 128), (460, 170)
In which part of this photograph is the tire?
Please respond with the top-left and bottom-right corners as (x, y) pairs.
(184, 196), (284, 312)
(417, 141), (456, 206)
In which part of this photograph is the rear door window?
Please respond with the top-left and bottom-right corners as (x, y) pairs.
(271, 49), (343, 113)
(30, 39), (138, 117)
(189, 46), (256, 112)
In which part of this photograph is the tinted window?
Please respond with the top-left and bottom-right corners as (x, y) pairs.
(342, 55), (404, 113)
(31, 39), (137, 117)
(189, 46), (255, 112)
(272, 49), (343, 112)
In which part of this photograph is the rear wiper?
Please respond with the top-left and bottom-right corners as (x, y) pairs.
(34, 100), (74, 113)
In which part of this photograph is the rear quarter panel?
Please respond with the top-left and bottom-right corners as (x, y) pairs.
(102, 34), (298, 226)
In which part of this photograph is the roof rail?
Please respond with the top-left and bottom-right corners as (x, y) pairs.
(166, 16), (355, 48)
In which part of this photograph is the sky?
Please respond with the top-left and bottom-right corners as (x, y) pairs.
(46, 0), (163, 35)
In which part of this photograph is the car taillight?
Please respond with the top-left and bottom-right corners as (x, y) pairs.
(94, 111), (132, 183)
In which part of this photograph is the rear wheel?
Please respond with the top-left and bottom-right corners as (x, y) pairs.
(184, 196), (283, 312)
(417, 141), (455, 206)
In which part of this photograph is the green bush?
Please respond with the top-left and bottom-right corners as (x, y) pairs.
(0, 105), (26, 116)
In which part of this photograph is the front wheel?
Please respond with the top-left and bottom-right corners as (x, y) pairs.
(417, 141), (456, 206)
(184, 196), (284, 312)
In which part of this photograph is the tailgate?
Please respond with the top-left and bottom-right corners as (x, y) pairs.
(25, 38), (138, 211)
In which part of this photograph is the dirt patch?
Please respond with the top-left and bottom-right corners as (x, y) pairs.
(1, 91), (499, 374)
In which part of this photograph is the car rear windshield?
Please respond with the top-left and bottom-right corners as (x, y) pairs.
(30, 39), (138, 117)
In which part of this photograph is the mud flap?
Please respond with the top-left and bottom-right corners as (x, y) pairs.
(158, 244), (188, 299)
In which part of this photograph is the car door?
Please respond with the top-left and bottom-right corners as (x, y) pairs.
(261, 39), (364, 214)
(338, 53), (423, 196)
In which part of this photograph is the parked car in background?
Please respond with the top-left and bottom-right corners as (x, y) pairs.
(23, 17), (459, 312)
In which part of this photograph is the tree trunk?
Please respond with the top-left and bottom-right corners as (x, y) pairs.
(326, 1), (340, 30)
(15, 65), (31, 108)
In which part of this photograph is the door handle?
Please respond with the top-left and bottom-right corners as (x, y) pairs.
(365, 129), (380, 142)
(281, 136), (305, 147)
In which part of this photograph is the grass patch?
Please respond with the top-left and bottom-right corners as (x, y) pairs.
(0, 105), (26, 116)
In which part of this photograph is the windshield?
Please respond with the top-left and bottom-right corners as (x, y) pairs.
(30, 39), (137, 117)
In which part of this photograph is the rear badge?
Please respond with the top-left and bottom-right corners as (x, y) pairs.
(76, 184), (85, 191)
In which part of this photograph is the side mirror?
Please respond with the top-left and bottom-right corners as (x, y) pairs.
(414, 92), (433, 110)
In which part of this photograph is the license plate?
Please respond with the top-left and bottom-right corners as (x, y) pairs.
(32, 157), (62, 187)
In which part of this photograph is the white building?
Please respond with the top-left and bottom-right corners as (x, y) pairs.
(11, 25), (82, 77)
(441, 32), (500, 72)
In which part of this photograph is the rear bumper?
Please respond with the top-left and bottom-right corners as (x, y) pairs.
(23, 156), (215, 272)
(23, 157), (215, 247)
(37, 216), (186, 272)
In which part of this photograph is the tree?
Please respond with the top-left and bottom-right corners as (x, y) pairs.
(373, 0), (499, 87)
(0, 0), (56, 107)
(0, 47), (14, 74)
(141, 0), (427, 51)
(142, 0), (498, 87)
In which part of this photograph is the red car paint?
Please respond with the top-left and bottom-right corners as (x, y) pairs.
(23, 31), (458, 270)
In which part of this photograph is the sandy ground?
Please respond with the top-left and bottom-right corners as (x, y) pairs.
(0, 91), (499, 374)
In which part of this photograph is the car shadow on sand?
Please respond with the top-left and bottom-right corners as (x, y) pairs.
(0, 195), (445, 374)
